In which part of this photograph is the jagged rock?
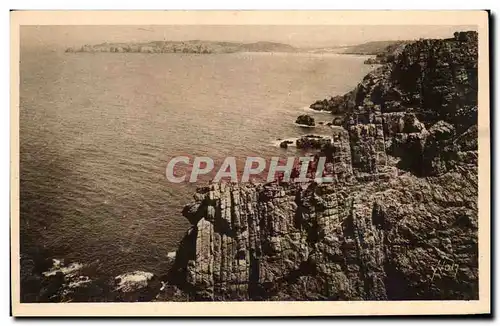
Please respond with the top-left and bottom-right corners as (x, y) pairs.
(182, 202), (203, 225)
(420, 121), (458, 176)
(296, 135), (331, 150)
(171, 167), (477, 300)
(24, 31), (478, 303)
(455, 124), (478, 151)
(311, 31), (478, 133)
(168, 32), (478, 301)
(383, 112), (426, 138)
(280, 140), (293, 149)
(332, 117), (343, 126)
(295, 115), (316, 127)
(310, 94), (355, 114)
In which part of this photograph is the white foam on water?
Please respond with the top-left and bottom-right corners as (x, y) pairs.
(114, 271), (154, 293)
(43, 260), (84, 277)
(272, 134), (335, 148)
(272, 137), (299, 148)
(300, 106), (331, 114)
(294, 123), (316, 128)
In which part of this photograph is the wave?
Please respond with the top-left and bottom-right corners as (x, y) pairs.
(271, 134), (335, 148)
(294, 123), (316, 128)
(300, 106), (331, 114)
(272, 137), (299, 148)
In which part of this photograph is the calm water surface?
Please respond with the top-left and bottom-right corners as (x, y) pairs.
(20, 49), (374, 276)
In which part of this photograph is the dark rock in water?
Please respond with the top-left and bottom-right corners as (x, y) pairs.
(295, 114), (316, 127)
(332, 117), (343, 126)
(310, 94), (355, 115)
(364, 57), (379, 65)
(36, 260), (101, 302)
(279, 140), (293, 149)
(310, 101), (328, 111)
(28, 258), (168, 302)
(296, 135), (331, 150)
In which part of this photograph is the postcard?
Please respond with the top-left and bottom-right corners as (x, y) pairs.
(10, 10), (490, 316)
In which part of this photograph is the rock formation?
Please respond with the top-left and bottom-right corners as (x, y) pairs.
(170, 163), (477, 300)
(22, 31), (479, 302)
(295, 114), (316, 127)
(310, 31), (478, 132)
(295, 135), (332, 150)
(167, 31), (479, 301)
(363, 41), (409, 65)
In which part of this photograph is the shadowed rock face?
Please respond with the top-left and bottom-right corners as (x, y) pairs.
(168, 31), (479, 301)
(342, 31), (478, 132)
(171, 168), (477, 301)
(311, 31), (478, 132)
(170, 113), (479, 301)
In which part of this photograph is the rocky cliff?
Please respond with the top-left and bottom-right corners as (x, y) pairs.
(23, 31), (479, 302)
(310, 31), (478, 125)
(166, 31), (479, 301)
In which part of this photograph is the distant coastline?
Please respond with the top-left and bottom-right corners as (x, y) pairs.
(65, 39), (408, 55)
(66, 40), (299, 54)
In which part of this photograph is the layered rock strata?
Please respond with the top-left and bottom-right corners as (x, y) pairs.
(168, 31), (479, 301)
(170, 109), (478, 301)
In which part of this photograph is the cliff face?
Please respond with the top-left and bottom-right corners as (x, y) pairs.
(167, 31), (479, 301)
(25, 31), (479, 302)
(345, 31), (478, 131)
(311, 31), (478, 128)
(170, 135), (477, 301)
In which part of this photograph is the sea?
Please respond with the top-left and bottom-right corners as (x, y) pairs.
(19, 49), (374, 277)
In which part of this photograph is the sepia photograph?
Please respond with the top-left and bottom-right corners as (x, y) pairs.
(10, 10), (490, 316)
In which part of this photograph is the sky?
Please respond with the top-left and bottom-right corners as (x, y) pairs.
(21, 25), (478, 49)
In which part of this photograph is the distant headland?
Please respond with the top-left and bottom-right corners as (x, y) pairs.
(65, 39), (410, 55)
(65, 40), (298, 54)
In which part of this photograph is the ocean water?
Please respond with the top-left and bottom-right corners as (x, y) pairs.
(19, 49), (374, 276)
